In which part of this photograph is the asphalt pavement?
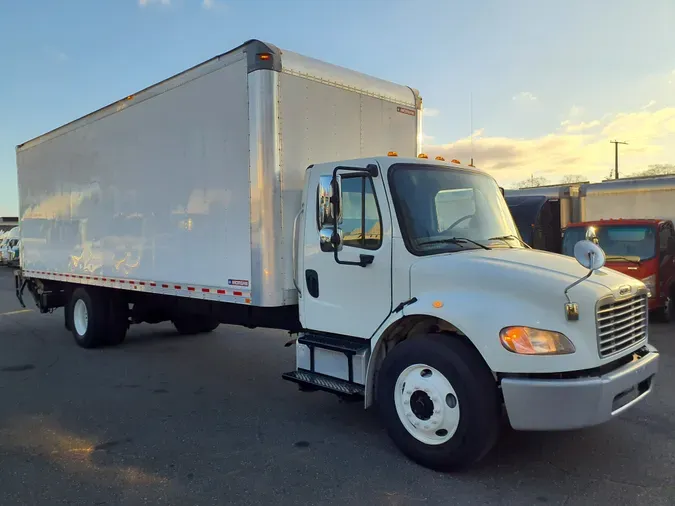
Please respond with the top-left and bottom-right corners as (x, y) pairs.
(1, 266), (674, 506)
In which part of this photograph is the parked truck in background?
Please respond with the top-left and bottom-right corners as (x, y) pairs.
(13, 40), (659, 471)
(562, 177), (675, 322)
(505, 183), (584, 252)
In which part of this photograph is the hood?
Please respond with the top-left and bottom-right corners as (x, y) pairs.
(410, 248), (645, 302)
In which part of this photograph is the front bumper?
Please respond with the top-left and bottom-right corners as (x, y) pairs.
(501, 345), (659, 431)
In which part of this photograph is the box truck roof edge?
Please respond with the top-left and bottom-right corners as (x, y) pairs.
(16, 39), (421, 153)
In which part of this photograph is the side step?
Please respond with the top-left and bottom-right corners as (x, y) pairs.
(282, 370), (365, 397)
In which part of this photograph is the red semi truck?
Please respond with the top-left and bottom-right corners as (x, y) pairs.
(561, 177), (675, 322)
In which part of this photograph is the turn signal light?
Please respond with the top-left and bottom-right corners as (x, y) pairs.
(499, 326), (575, 355)
(258, 53), (271, 61)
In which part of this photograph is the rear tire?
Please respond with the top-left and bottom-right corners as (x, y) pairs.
(67, 287), (128, 348)
(68, 287), (107, 349)
(172, 316), (220, 335)
(377, 333), (501, 471)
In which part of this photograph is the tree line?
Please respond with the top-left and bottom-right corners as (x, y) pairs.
(512, 164), (675, 189)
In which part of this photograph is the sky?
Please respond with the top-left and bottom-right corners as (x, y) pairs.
(0, 0), (674, 216)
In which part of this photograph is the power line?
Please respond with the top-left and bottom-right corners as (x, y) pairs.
(610, 140), (628, 179)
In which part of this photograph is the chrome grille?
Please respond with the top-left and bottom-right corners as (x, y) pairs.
(597, 294), (648, 358)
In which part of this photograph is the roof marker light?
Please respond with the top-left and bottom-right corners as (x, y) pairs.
(388, 151), (398, 157)
(435, 156), (445, 161)
(418, 153), (428, 159)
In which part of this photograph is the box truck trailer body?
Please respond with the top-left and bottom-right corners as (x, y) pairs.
(17, 40), (420, 309)
(15, 40), (659, 472)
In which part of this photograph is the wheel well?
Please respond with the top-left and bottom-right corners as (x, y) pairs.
(365, 315), (489, 408)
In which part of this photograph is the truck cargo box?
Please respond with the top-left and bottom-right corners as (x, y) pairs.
(17, 40), (421, 307)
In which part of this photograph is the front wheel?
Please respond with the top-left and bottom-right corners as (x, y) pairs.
(377, 334), (501, 471)
(651, 295), (673, 324)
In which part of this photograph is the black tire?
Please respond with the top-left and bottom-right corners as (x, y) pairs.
(377, 333), (501, 471)
(67, 287), (108, 349)
(651, 295), (673, 324)
(172, 316), (219, 335)
(105, 295), (129, 346)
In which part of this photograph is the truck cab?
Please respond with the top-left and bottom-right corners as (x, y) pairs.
(563, 218), (675, 321)
(286, 154), (659, 470)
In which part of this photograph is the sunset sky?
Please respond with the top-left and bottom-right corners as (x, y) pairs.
(1, 0), (673, 216)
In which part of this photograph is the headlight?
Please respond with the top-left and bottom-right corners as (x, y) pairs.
(499, 326), (576, 355)
(641, 275), (656, 298)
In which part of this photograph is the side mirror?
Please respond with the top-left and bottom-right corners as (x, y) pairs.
(667, 236), (675, 255)
(585, 226), (598, 244)
(317, 175), (343, 252)
(574, 239), (605, 271)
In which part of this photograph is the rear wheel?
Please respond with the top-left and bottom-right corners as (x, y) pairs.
(68, 287), (107, 348)
(67, 287), (128, 348)
(377, 333), (501, 471)
(172, 316), (220, 335)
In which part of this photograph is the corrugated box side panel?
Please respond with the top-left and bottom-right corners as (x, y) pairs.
(18, 56), (253, 293)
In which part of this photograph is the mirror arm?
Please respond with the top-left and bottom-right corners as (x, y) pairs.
(564, 251), (596, 303)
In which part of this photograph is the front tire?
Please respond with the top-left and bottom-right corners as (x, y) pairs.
(652, 292), (673, 324)
(377, 333), (501, 471)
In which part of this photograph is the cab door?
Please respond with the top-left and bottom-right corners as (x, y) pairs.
(299, 161), (393, 338)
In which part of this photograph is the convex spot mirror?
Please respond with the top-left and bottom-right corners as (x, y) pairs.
(574, 239), (606, 271)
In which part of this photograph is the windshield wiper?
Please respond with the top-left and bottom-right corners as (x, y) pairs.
(417, 237), (491, 250)
(606, 255), (640, 265)
(488, 235), (532, 249)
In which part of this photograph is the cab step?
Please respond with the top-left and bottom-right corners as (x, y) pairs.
(282, 370), (365, 397)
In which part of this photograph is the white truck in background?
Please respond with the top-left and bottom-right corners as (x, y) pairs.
(14, 40), (659, 471)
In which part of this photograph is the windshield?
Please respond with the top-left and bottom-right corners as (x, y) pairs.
(562, 225), (657, 261)
(388, 164), (522, 254)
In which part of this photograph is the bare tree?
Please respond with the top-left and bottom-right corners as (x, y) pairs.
(513, 175), (550, 189)
(559, 174), (586, 184)
(627, 164), (675, 178)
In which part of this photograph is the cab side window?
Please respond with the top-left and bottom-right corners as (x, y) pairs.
(340, 176), (382, 250)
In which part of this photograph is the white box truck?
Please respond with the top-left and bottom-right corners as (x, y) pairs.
(14, 40), (659, 471)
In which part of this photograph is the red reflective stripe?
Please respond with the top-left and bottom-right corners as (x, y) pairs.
(162, 284), (169, 288)
(140, 282), (146, 286)
(187, 287), (195, 292)
(233, 291), (242, 296)
(129, 281), (135, 285)
(202, 288), (210, 293)
(150, 283), (157, 287)
(217, 289), (226, 294)
(174, 285), (181, 289)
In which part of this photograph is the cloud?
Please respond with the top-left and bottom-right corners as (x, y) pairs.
(423, 106), (675, 185)
(562, 120), (601, 133)
(568, 105), (584, 118)
(202, 0), (226, 10)
(139, 0), (170, 6)
(423, 108), (439, 117)
(512, 91), (537, 102)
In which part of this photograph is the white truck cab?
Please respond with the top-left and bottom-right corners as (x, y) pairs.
(285, 154), (659, 470)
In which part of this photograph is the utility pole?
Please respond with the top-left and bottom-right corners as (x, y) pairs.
(610, 140), (628, 179)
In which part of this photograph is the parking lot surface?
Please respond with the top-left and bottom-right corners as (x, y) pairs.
(1, 267), (674, 505)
